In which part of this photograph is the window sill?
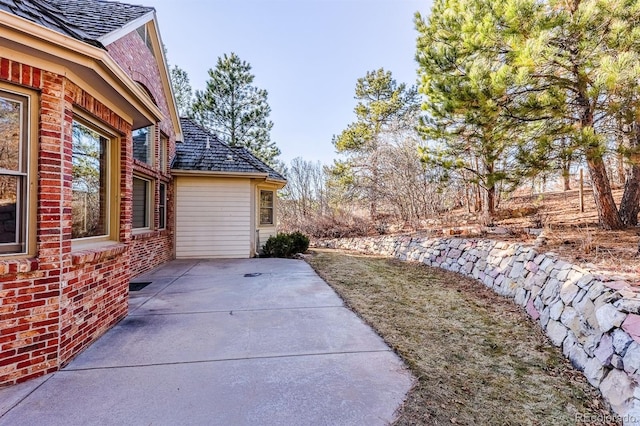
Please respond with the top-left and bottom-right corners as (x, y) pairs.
(133, 159), (157, 174)
(0, 257), (39, 277)
(71, 242), (127, 266)
(131, 229), (166, 241)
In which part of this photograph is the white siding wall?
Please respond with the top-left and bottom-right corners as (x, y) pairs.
(175, 177), (251, 258)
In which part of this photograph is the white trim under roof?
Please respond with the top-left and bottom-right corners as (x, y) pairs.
(96, 10), (155, 47)
(148, 15), (184, 142)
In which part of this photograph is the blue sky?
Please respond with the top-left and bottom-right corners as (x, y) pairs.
(145, 0), (433, 165)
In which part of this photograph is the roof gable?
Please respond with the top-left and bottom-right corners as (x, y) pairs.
(49, 0), (153, 42)
(174, 118), (286, 182)
(0, 0), (183, 141)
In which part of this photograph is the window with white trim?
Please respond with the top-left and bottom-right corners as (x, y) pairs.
(259, 190), (274, 226)
(0, 90), (30, 254)
(133, 176), (152, 230)
(72, 120), (111, 240)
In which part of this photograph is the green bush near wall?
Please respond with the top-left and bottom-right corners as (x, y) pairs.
(263, 232), (310, 258)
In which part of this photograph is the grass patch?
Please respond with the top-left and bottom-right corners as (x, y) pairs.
(306, 249), (618, 426)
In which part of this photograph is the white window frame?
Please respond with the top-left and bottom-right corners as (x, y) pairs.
(0, 87), (34, 255)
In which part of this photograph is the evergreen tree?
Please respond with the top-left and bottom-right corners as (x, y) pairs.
(512, 0), (640, 229)
(415, 0), (542, 222)
(170, 65), (193, 117)
(191, 52), (280, 166)
(332, 68), (419, 218)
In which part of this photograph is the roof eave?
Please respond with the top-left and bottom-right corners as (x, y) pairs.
(171, 169), (270, 179)
(147, 14), (183, 142)
(265, 177), (287, 188)
(96, 10), (155, 46)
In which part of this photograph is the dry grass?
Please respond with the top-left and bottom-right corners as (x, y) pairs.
(497, 189), (640, 280)
(306, 249), (619, 426)
(397, 188), (640, 282)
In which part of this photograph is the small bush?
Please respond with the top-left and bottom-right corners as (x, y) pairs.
(263, 232), (310, 258)
(289, 231), (310, 254)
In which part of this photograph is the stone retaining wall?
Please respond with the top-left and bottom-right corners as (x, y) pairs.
(318, 236), (640, 422)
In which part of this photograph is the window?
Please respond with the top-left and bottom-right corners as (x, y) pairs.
(159, 133), (168, 173)
(158, 182), (167, 230)
(132, 125), (153, 165)
(0, 90), (30, 254)
(133, 176), (152, 230)
(259, 190), (274, 226)
(72, 121), (112, 240)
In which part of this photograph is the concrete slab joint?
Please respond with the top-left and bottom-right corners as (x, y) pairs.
(317, 235), (640, 420)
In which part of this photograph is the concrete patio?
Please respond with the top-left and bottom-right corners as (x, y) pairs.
(0, 258), (413, 425)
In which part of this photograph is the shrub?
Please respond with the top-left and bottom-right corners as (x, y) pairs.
(289, 231), (310, 254)
(263, 232), (310, 258)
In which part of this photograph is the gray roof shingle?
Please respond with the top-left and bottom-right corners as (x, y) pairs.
(0, 0), (153, 47)
(174, 118), (286, 182)
(48, 0), (153, 40)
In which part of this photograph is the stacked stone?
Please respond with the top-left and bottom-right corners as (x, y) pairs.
(318, 235), (640, 421)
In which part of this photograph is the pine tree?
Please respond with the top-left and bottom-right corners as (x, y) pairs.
(170, 65), (193, 117)
(331, 69), (419, 219)
(415, 0), (542, 222)
(512, 0), (640, 229)
(191, 53), (280, 167)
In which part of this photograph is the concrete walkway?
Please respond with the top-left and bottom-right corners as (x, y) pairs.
(0, 258), (413, 426)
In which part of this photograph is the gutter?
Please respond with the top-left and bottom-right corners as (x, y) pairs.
(170, 169), (270, 179)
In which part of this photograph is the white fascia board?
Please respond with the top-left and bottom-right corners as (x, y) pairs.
(171, 169), (269, 179)
(97, 11), (155, 46)
(148, 14), (184, 142)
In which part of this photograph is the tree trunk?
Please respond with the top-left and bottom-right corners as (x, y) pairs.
(573, 61), (622, 229)
(465, 183), (471, 213)
(481, 185), (496, 225)
(619, 126), (640, 226)
(618, 152), (627, 186)
(561, 138), (572, 191)
(562, 158), (571, 191)
(619, 163), (640, 226)
(486, 185), (496, 216)
(586, 154), (624, 230)
(475, 183), (482, 212)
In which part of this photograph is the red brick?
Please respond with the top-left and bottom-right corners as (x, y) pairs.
(0, 354), (29, 367)
(21, 64), (31, 86)
(0, 58), (9, 80)
(10, 62), (20, 82)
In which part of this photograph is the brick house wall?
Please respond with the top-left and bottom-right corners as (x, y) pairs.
(0, 28), (177, 384)
(107, 30), (176, 276)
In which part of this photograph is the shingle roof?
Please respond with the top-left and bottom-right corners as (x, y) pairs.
(174, 118), (286, 182)
(0, 0), (153, 47)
